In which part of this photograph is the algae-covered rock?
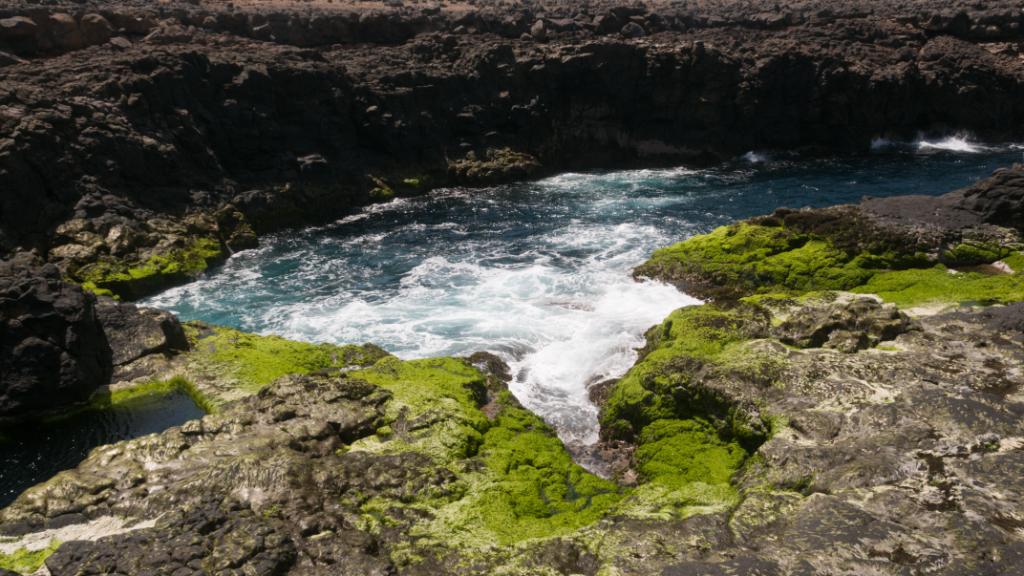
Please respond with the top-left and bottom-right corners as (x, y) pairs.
(637, 165), (1024, 309)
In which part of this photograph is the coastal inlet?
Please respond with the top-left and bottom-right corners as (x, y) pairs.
(142, 141), (1022, 450)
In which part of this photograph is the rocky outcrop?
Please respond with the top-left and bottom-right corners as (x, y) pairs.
(0, 254), (111, 420)
(637, 164), (1024, 301)
(4, 291), (1024, 574)
(0, 254), (193, 421)
(94, 297), (187, 368)
(2, 1), (1024, 299)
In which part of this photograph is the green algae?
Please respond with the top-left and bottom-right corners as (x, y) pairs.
(1001, 251), (1024, 272)
(943, 240), (1013, 266)
(369, 175), (396, 200)
(852, 265), (1024, 307)
(102, 376), (215, 414)
(345, 359), (623, 546)
(348, 357), (490, 461)
(635, 419), (747, 487)
(635, 223), (898, 297)
(406, 400), (624, 548)
(187, 325), (389, 393)
(639, 221), (1024, 310)
(75, 237), (224, 299)
(0, 540), (60, 574)
(599, 304), (770, 444)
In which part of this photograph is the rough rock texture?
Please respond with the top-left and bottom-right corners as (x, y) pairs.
(94, 297), (188, 367)
(0, 254), (111, 420)
(0, 254), (194, 420)
(4, 170), (1024, 573)
(2, 0), (1024, 298)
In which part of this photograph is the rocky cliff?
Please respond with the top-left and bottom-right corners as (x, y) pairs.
(2, 0), (1024, 302)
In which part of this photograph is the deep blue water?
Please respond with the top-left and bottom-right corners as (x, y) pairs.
(144, 140), (1023, 446)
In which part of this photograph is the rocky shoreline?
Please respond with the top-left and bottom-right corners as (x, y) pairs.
(3, 1), (1024, 574)
(2, 162), (1024, 575)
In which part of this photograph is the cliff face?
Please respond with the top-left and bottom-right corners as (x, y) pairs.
(1, 0), (1024, 299)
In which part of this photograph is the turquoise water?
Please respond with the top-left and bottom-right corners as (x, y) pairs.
(146, 140), (1023, 446)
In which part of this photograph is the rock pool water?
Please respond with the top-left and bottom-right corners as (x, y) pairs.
(144, 141), (1023, 448)
(0, 392), (205, 508)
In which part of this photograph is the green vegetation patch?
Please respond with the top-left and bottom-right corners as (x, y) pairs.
(187, 325), (389, 393)
(942, 240), (1014, 266)
(422, 392), (624, 547)
(599, 303), (771, 445)
(348, 356), (491, 461)
(852, 265), (1024, 307)
(638, 221), (1024, 309)
(103, 376), (215, 413)
(635, 419), (747, 487)
(0, 540), (60, 574)
(635, 223), (906, 298)
(75, 237), (224, 300)
(343, 359), (626, 550)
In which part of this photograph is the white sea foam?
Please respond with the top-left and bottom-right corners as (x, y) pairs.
(742, 151), (768, 163)
(915, 135), (989, 153)
(261, 221), (694, 445)
(871, 133), (1001, 154)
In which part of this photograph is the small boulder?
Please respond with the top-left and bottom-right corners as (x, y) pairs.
(47, 13), (83, 51)
(593, 13), (621, 35)
(0, 15), (39, 53)
(144, 23), (194, 45)
(0, 15), (38, 40)
(80, 13), (113, 46)
(620, 21), (646, 38)
(108, 36), (132, 50)
(530, 19), (547, 41)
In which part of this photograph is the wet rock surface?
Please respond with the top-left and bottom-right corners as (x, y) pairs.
(3, 293), (1024, 574)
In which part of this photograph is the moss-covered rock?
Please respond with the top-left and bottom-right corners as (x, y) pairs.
(599, 303), (772, 446)
(634, 222), (912, 300)
(637, 219), (1024, 309)
(851, 264), (1024, 307)
(449, 148), (542, 185)
(182, 323), (390, 403)
(73, 237), (225, 300)
(0, 540), (60, 574)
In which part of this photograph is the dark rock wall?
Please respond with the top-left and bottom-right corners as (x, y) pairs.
(0, 254), (111, 419)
